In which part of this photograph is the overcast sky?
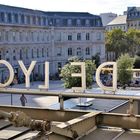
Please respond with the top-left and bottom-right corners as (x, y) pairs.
(0, 0), (139, 15)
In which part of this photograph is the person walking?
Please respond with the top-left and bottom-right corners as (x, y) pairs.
(20, 94), (27, 106)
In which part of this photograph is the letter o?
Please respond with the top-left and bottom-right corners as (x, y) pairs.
(0, 60), (14, 88)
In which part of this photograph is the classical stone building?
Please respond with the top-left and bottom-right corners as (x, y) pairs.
(0, 4), (105, 82)
(106, 15), (127, 31)
(127, 7), (140, 30)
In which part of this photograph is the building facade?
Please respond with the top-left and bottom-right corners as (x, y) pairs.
(0, 4), (105, 82)
(127, 7), (140, 30)
(106, 15), (127, 31)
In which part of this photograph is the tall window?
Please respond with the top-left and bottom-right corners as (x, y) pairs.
(86, 33), (90, 40)
(56, 19), (60, 26)
(13, 50), (16, 60)
(6, 50), (9, 61)
(46, 48), (49, 57)
(19, 32), (23, 42)
(42, 48), (44, 57)
(33, 16), (36, 24)
(77, 19), (81, 26)
(14, 13), (18, 23)
(5, 31), (9, 41)
(68, 48), (72, 56)
(27, 16), (30, 24)
(57, 47), (61, 56)
(25, 49), (28, 59)
(58, 62), (62, 73)
(7, 13), (12, 23)
(67, 19), (72, 26)
(68, 34), (72, 41)
(31, 32), (34, 41)
(31, 49), (34, 58)
(1, 12), (5, 22)
(43, 17), (46, 25)
(77, 47), (81, 56)
(85, 19), (90, 26)
(21, 14), (25, 24)
(19, 49), (22, 60)
(96, 32), (101, 40)
(77, 33), (81, 40)
(85, 47), (90, 55)
(37, 48), (39, 58)
(12, 32), (16, 42)
(38, 17), (41, 25)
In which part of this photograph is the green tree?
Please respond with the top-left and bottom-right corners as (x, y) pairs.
(106, 29), (127, 59)
(134, 56), (140, 68)
(60, 57), (96, 89)
(117, 54), (134, 89)
(126, 29), (140, 57)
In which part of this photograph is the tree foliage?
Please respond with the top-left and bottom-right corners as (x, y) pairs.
(117, 54), (134, 87)
(106, 29), (127, 59)
(134, 56), (140, 68)
(60, 57), (96, 89)
(106, 29), (140, 59)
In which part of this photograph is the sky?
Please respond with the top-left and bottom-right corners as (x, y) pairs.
(0, 0), (139, 15)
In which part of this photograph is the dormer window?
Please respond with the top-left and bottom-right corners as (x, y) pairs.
(67, 19), (72, 26)
(85, 19), (90, 26)
(56, 19), (60, 26)
(21, 14), (25, 24)
(14, 13), (18, 23)
(1, 12), (5, 22)
(77, 19), (81, 26)
(38, 17), (41, 25)
(7, 13), (12, 23)
(27, 16), (30, 24)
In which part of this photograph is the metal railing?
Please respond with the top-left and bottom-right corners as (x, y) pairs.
(0, 87), (139, 114)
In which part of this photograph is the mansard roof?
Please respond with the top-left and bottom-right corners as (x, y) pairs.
(44, 11), (99, 18)
(0, 4), (103, 27)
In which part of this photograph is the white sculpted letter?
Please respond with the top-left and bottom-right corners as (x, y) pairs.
(96, 62), (117, 92)
(71, 62), (86, 92)
(18, 61), (36, 88)
(0, 60), (14, 88)
(38, 62), (49, 90)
